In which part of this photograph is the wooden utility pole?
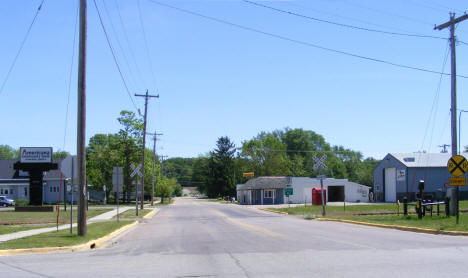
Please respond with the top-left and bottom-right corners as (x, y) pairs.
(77, 0), (87, 236)
(435, 12), (468, 224)
(135, 91), (159, 209)
(147, 132), (162, 206)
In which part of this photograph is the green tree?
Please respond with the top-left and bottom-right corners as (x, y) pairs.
(174, 183), (183, 197)
(156, 176), (176, 203)
(241, 132), (290, 176)
(192, 156), (210, 194)
(207, 137), (237, 198)
(116, 110), (143, 202)
(0, 145), (18, 159)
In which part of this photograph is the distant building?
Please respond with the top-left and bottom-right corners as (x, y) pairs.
(373, 153), (468, 202)
(0, 159), (77, 204)
(182, 186), (198, 196)
(236, 176), (369, 205)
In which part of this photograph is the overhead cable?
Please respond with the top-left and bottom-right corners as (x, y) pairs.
(147, 0), (468, 79)
(63, 2), (79, 150)
(93, 0), (139, 111)
(242, 0), (447, 40)
(0, 1), (45, 96)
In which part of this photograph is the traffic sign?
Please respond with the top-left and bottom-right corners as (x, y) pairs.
(243, 172), (254, 178)
(130, 164), (143, 178)
(449, 177), (466, 186)
(112, 167), (123, 193)
(447, 155), (468, 177)
(285, 188), (293, 196)
(313, 155), (328, 171)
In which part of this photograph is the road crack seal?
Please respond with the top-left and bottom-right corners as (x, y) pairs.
(228, 252), (251, 278)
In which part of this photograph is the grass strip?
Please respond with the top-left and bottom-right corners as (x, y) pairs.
(0, 220), (132, 250)
(0, 209), (112, 225)
(113, 209), (152, 219)
(321, 214), (468, 232)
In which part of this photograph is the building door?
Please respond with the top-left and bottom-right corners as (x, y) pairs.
(328, 186), (345, 202)
(385, 168), (396, 202)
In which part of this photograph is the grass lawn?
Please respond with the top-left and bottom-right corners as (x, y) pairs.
(0, 209), (112, 225)
(272, 201), (468, 216)
(113, 209), (152, 219)
(0, 220), (133, 250)
(155, 198), (174, 206)
(328, 214), (468, 232)
(270, 201), (468, 232)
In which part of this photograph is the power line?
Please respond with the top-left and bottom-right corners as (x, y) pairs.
(102, 0), (139, 92)
(0, 0), (45, 96)
(147, 0), (468, 79)
(419, 41), (449, 153)
(93, 0), (139, 110)
(63, 2), (79, 150)
(137, 0), (158, 89)
(242, 0), (446, 40)
(115, 0), (147, 88)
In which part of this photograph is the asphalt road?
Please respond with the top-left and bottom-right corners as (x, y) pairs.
(1, 198), (468, 277)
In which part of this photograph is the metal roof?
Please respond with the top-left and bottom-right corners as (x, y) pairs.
(389, 152), (468, 168)
(238, 176), (289, 190)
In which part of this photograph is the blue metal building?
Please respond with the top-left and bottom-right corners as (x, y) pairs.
(373, 153), (468, 202)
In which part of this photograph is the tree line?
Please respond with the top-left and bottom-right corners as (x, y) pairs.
(164, 128), (381, 198)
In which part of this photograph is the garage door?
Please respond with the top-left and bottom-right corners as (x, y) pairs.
(385, 168), (396, 202)
(328, 186), (344, 202)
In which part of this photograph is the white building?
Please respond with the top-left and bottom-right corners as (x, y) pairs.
(237, 176), (370, 205)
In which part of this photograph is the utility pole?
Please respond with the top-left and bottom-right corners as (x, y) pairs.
(135, 90), (159, 209)
(77, 0), (87, 236)
(438, 144), (450, 153)
(159, 155), (168, 177)
(147, 132), (162, 206)
(435, 12), (468, 225)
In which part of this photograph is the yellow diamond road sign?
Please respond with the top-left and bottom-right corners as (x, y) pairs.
(447, 155), (468, 177)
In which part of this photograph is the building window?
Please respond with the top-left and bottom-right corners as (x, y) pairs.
(0, 189), (3, 194)
(264, 190), (273, 198)
(10, 189), (14, 194)
(53, 187), (56, 193)
(4, 189), (7, 195)
(50, 187), (53, 193)
(24, 187), (28, 196)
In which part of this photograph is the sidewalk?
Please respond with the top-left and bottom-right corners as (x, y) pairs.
(0, 207), (132, 243)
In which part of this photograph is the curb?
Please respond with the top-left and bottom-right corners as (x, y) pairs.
(316, 218), (468, 236)
(143, 208), (159, 219)
(258, 208), (288, 215)
(0, 221), (138, 256)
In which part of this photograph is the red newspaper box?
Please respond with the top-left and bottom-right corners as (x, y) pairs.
(312, 188), (326, 205)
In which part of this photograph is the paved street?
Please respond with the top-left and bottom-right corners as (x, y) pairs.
(1, 197), (468, 277)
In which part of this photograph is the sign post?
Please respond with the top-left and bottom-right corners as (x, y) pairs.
(113, 167), (123, 222)
(130, 164), (143, 216)
(313, 155), (328, 217)
(447, 155), (468, 224)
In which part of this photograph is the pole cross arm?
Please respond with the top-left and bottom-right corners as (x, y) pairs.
(435, 13), (468, 30)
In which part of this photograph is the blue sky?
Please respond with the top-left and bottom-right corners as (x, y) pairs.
(1, 0), (468, 160)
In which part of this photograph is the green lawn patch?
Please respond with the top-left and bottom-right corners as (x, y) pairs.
(113, 209), (152, 219)
(0, 209), (111, 225)
(155, 198), (174, 206)
(272, 203), (400, 216)
(327, 214), (468, 232)
(0, 220), (132, 250)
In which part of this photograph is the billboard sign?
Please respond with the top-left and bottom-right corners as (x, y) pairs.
(20, 147), (53, 163)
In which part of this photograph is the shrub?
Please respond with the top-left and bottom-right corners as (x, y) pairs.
(15, 199), (29, 207)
